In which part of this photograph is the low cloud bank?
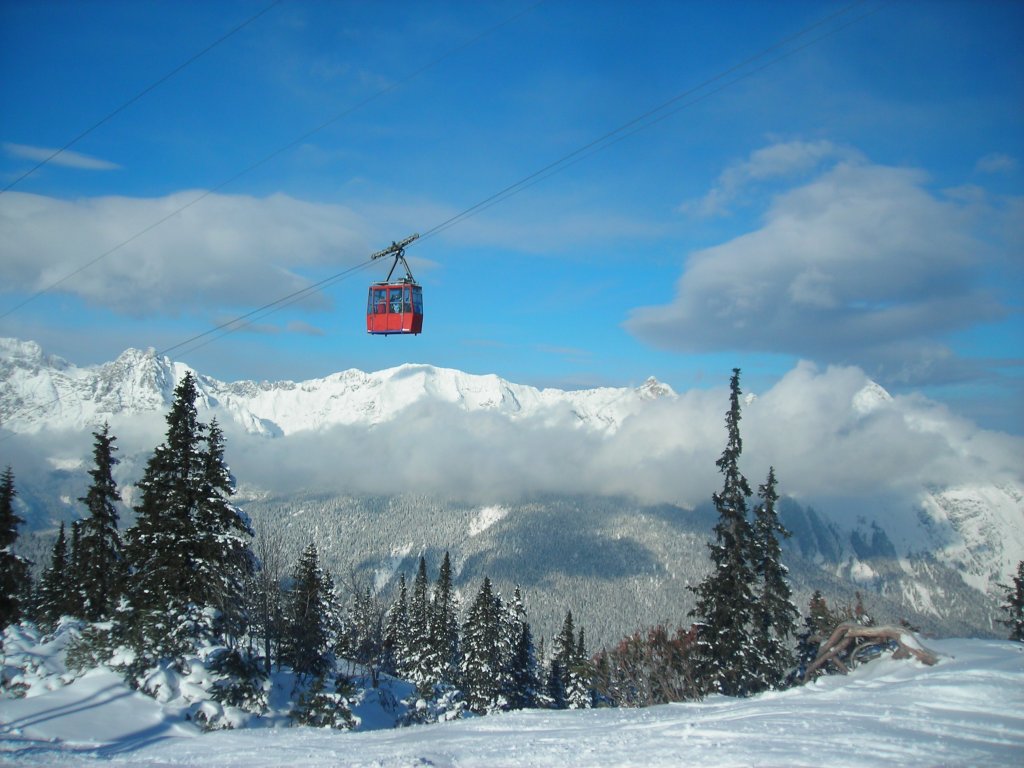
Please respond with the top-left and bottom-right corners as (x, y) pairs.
(220, 362), (1023, 518)
(7, 362), (1021, 529)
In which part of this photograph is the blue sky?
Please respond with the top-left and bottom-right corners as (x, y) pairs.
(1, 0), (1021, 432)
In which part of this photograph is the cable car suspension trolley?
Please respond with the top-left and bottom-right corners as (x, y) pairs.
(366, 233), (423, 335)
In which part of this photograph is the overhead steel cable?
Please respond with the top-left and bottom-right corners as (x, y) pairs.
(0, 0), (549, 322)
(0, 0), (284, 195)
(1, 0), (888, 433)
(419, 0), (881, 242)
(149, 0), (887, 359)
(158, 258), (379, 358)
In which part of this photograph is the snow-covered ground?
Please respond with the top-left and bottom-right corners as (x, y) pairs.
(2, 631), (1022, 767)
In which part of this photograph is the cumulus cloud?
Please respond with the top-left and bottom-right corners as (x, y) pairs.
(683, 140), (860, 217)
(0, 191), (372, 315)
(3, 142), (121, 171)
(629, 150), (1014, 385)
(208, 362), (1022, 524)
(8, 359), (1021, 538)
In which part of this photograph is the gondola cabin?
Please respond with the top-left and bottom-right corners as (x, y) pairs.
(366, 280), (423, 335)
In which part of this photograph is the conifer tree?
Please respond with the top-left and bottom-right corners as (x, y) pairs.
(124, 372), (205, 655)
(407, 555), (431, 693)
(284, 542), (339, 677)
(553, 610), (590, 708)
(67, 520), (85, 614)
(193, 419), (256, 644)
(76, 424), (125, 621)
(505, 586), (539, 710)
(545, 658), (567, 709)
(382, 573), (409, 676)
(998, 561), (1024, 642)
(427, 551), (459, 687)
(795, 590), (841, 677)
(750, 467), (798, 690)
(689, 368), (759, 697)
(347, 584), (386, 685)
(123, 374), (255, 658)
(0, 466), (31, 628)
(460, 576), (508, 713)
(35, 522), (74, 628)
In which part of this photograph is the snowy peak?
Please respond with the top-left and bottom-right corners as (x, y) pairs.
(636, 376), (675, 400)
(853, 380), (893, 415)
(0, 338), (674, 437)
(0, 340), (193, 433)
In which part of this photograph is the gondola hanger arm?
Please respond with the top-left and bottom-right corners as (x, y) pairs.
(369, 233), (420, 261)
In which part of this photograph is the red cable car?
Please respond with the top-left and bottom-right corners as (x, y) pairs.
(366, 234), (423, 336)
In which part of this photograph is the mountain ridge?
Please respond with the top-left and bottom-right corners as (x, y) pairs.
(2, 336), (1021, 644)
(0, 337), (674, 437)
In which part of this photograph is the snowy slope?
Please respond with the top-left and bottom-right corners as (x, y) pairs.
(1, 627), (1022, 767)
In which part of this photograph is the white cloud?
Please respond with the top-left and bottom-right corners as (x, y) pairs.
(210, 361), (1023, 521)
(629, 151), (1011, 384)
(682, 140), (860, 217)
(0, 191), (372, 316)
(975, 152), (1018, 175)
(3, 142), (121, 171)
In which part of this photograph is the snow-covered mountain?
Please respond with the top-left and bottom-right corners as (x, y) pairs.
(2, 337), (1022, 642)
(0, 337), (672, 436)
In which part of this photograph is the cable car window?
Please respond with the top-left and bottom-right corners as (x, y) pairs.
(403, 286), (412, 313)
(389, 287), (402, 314)
(413, 286), (423, 314)
(373, 287), (387, 314)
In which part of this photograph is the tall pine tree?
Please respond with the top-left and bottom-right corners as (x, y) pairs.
(406, 555), (432, 694)
(0, 466), (31, 629)
(552, 610), (591, 709)
(192, 419), (256, 645)
(750, 466), (798, 691)
(123, 373), (254, 659)
(460, 576), (508, 713)
(35, 522), (75, 628)
(76, 424), (125, 622)
(284, 542), (340, 677)
(382, 572), (409, 677)
(427, 551), (460, 687)
(689, 368), (759, 697)
(505, 586), (539, 710)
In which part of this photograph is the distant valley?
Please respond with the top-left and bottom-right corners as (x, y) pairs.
(2, 337), (1020, 647)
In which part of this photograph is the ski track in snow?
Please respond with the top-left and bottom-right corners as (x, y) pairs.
(1, 639), (1022, 767)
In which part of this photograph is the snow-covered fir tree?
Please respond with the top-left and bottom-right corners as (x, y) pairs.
(284, 542), (341, 677)
(192, 419), (256, 645)
(382, 572), (409, 677)
(460, 576), (509, 713)
(505, 586), (540, 710)
(750, 466), (798, 691)
(999, 560), (1024, 642)
(346, 584), (386, 685)
(34, 522), (75, 628)
(406, 555), (432, 694)
(689, 368), (760, 697)
(0, 466), (31, 629)
(794, 590), (842, 679)
(122, 374), (255, 660)
(552, 610), (591, 709)
(75, 424), (125, 622)
(426, 551), (460, 688)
